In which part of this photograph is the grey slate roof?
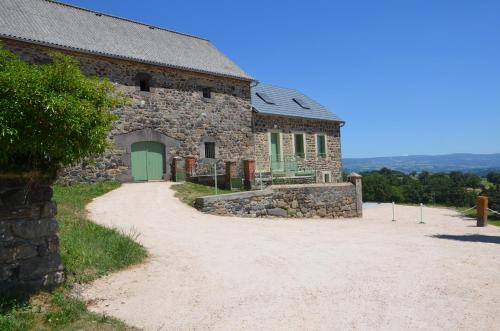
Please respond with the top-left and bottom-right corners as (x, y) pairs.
(251, 83), (344, 122)
(0, 0), (253, 80)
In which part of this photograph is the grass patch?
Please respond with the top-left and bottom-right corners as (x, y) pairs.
(171, 182), (237, 206)
(55, 182), (147, 283)
(0, 290), (133, 331)
(0, 181), (146, 330)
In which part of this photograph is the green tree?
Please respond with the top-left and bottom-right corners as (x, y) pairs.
(487, 172), (500, 188)
(487, 188), (500, 212)
(401, 179), (425, 203)
(362, 171), (404, 203)
(0, 46), (123, 177)
(361, 168), (476, 207)
(485, 172), (500, 211)
(363, 172), (393, 202)
(463, 173), (481, 189)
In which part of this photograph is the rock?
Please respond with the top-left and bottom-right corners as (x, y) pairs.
(291, 200), (299, 209)
(267, 208), (287, 217)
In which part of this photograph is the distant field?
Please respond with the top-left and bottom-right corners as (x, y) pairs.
(343, 153), (500, 174)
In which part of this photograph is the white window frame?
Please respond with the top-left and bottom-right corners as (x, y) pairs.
(204, 142), (216, 159)
(315, 133), (328, 160)
(322, 171), (332, 183)
(200, 136), (217, 159)
(292, 131), (306, 160)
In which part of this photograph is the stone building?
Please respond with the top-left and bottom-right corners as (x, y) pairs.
(0, 0), (346, 184)
(251, 83), (344, 183)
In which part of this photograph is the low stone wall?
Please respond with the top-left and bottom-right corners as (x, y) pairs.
(0, 178), (64, 294)
(194, 189), (273, 217)
(194, 182), (362, 219)
(273, 183), (358, 218)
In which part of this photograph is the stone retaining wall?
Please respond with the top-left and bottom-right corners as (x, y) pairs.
(194, 189), (273, 217)
(272, 183), (358, 218)
(194, 182), (362, 219)
(0, 179), (64, 294)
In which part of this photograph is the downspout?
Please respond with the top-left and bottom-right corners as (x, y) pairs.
(339, 121), (345, 181)
(250, 80), (260, 165)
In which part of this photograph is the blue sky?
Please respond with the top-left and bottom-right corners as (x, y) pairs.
(64, 0), (500, 158)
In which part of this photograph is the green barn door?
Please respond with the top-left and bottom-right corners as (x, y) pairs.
(131, 142), (148, 181)
(131, 142), (165, 181)
(146, 142), (164, 180)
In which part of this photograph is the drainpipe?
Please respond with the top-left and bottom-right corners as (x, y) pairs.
(336, 120), (345, 182)
(250, 80), (260, 173)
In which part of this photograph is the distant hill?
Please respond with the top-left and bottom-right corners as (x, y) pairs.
(343, 153), (500, 175)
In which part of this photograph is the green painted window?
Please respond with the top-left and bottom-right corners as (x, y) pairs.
(317, 135), (326, 159)
(294, 133), (305, 159)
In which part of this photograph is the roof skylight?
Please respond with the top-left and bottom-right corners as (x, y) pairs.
(256, 92), (275, 105)
(293, 98), (310, 109)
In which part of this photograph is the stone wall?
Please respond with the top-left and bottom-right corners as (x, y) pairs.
(194, 182), (362, 219)
(253, 113), (343, 183)
(194, 189), (273, 217)
(272, 183), (358, 218)
(1, 39), (253, 183)
(0, 178), (64, 294)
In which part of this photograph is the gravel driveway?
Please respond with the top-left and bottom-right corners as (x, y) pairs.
(81, 182), (500, 330)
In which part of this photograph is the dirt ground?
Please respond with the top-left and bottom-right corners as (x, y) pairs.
(81, 182), (500, 331)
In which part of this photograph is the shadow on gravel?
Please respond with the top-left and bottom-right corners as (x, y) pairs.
(430, 234), (500, 244)
(442, 212), (475, 221)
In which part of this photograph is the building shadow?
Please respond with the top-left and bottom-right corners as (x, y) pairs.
(429, 234), (500, 244)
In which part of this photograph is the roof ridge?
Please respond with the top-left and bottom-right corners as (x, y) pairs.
(44, 0), (209, 42)
(255, 82), (305, 96)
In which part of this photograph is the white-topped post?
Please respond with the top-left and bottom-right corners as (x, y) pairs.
(419, 203), (425, 224)
(392, 202), (396, 221)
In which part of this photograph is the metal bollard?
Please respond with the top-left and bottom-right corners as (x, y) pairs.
(392, 202), (396, 222)
(418, 203), (425, 224)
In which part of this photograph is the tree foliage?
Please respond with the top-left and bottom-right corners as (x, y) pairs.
(0, 46), (123, 177)
(486, 171), (500, 211)
(361, 168), (480, 207)
(487, 172), (500, 188)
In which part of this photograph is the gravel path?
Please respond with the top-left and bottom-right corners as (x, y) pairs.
(81, 182), (500, 330)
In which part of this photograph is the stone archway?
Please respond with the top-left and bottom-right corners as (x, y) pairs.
(114, 128), (181, 182)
